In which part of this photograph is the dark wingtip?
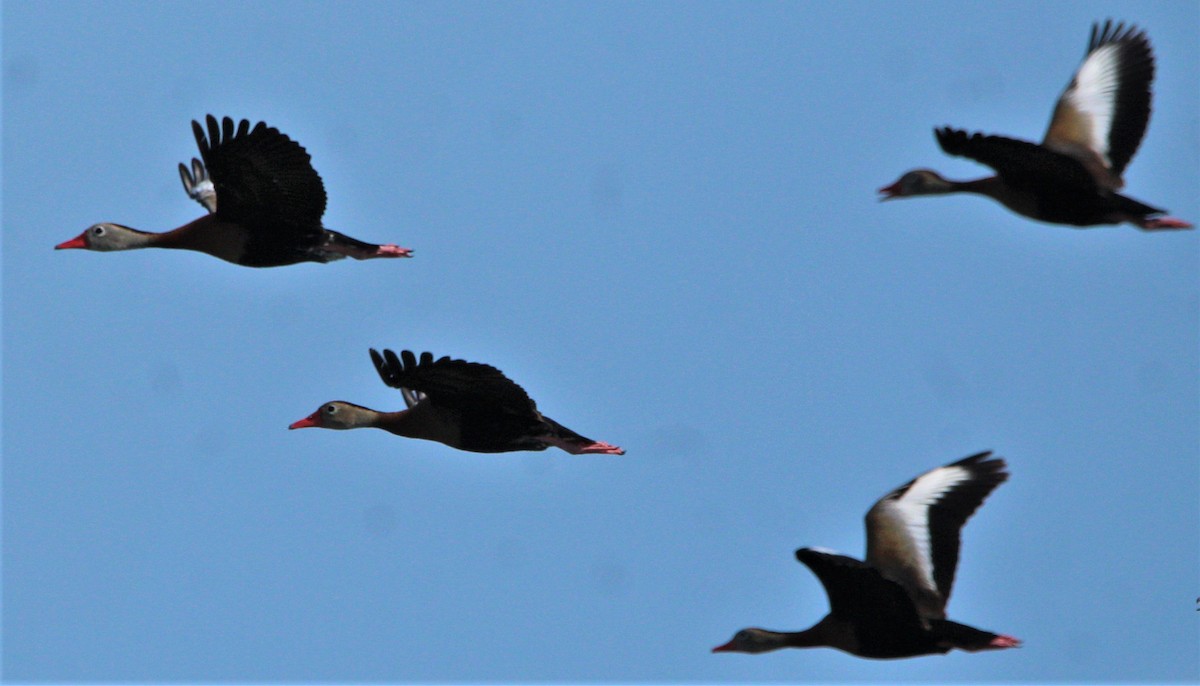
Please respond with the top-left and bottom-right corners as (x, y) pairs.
(370, 348), (398, 385)
(955, 450), (994, 464)
(935, 126), (986, 157)
(192, 119), (206, 149)
(206, 115), (221, 150)
(399, 349), (416, 369)
(1091, 18), (1148, 51)
(954, 448), (1004, 466)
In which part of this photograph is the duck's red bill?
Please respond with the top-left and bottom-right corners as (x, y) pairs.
(289, 414), (319, 430)
(55, 234), (87, 249)
(877, 182), (902, 199)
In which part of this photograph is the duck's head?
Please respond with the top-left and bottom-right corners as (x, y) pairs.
(712, 628), (779, 654)
(56, 223), (149, 251)
(289, 401), (377, 431)
(877, 169), (953, 200)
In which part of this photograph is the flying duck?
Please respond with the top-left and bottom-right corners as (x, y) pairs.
(56, 115), (414, 266)
(713, 451), (1019, 659)
(289, 349), (625, 455)
(879, 21), (1191, 230)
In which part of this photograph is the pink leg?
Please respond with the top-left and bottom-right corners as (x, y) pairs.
(371, 244), (414, 258)
(574, 440), (626, 455)
(1140, 217), (1193, 230)
(544, 435), (626, 455)
(987, 635), (1022, 649)
(325, 242), (414, 259)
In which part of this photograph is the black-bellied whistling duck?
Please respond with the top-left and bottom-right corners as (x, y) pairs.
(56, 115), (414, 267)
(713, 451), (1019, 659)
(289, 349), (625, 455)
(879, 21), (1191, 231)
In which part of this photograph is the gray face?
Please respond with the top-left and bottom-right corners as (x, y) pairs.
(312, 401), (374, 430)
(82, 223), (145, 251)
(319, 402), (356, 429)
(291, 401), (376, 432)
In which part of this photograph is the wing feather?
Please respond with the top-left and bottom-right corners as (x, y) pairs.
(1044, 20), (1154, 186)
(936, 127), (1099, 192)
(178, 157), (217, 213)
(191, 114), (327, 229)
(864, 452), (1008, 619)
(794, 548), (927, 633)
(369, 348), (537, 416)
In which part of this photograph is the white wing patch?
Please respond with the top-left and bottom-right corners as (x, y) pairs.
(1059, 42), (1124, 167)
(400, 387), (428, 409)
(178, 158), (218, 214)
(874, 464), (973, 593)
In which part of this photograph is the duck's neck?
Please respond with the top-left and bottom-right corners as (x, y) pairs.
(100, 224), (160, 250)
(151, 214), (248, 263)
(370, 408), (418, 436)
(956, 176), (1039, 218)
(372, 404), (463, 448)
(911, 174), (1002, 199)
(956, 176), (1005, 200)
(778, 615), (858, 652)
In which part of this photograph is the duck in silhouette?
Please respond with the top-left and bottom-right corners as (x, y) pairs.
(713, 452), (1019, 659)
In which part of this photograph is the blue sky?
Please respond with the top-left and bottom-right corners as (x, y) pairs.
(3, 1), (1197, 682)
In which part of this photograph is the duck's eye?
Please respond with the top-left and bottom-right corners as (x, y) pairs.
(92, 226), (106, 236)
(325, 404), (337, 414)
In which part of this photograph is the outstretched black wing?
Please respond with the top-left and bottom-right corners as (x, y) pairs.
(192, 115), (327, 230)
(795, 549), (927, 632)
(369, 349), (537, 416)
(936, 127), (1099, 192)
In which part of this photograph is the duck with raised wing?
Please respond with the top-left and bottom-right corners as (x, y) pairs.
(56, 115), (413, 266)
(879, 21), (1191, 230)
(290, 349), (625, 455)
(713, 451), (1019, 659)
